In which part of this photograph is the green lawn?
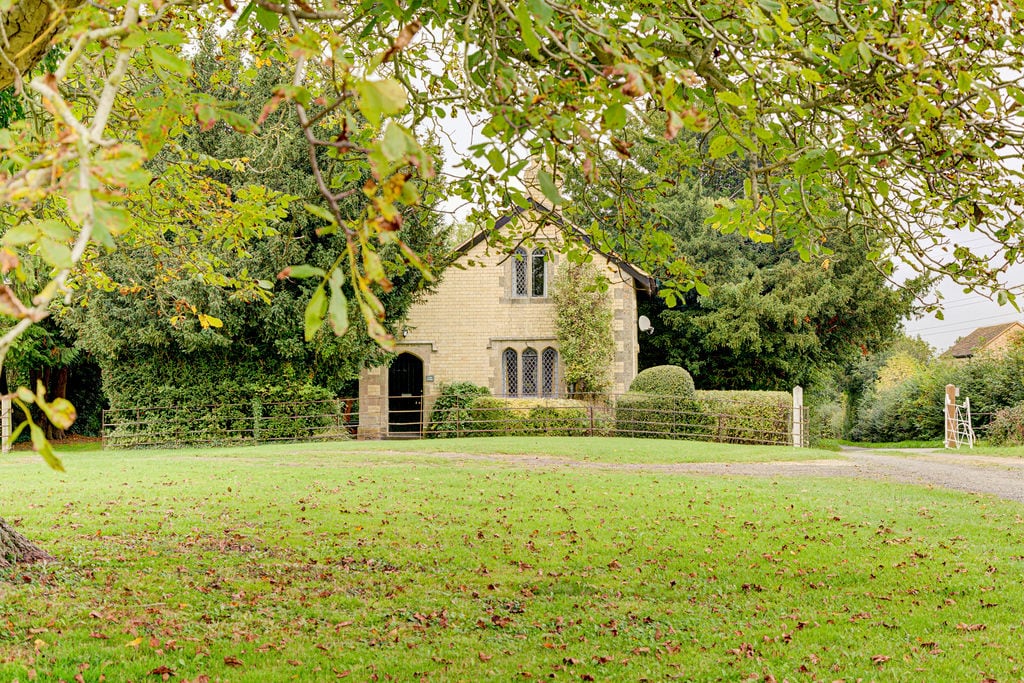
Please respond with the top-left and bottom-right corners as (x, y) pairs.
(2, 438), (1023, 681)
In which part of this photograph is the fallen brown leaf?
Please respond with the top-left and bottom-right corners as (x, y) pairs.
(956, 623), (986, 632)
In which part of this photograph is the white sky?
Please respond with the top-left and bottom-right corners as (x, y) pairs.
(904, 276), (1024, 355)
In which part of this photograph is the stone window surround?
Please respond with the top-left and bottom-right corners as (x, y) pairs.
(496, 339), (561, 397)
(509, 245), (550, 300)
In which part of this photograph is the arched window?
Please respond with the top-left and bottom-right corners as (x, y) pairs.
(503, 348), (519, 396)
(512, 247), (528, 297)
(531, 249), (546, 297)
(522, 348), (538, 396)
(541, 347), (558, 397)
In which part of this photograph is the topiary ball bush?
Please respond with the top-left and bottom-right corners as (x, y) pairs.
(629, 365), (695, 397)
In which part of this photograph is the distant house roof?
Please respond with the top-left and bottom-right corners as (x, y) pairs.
(454, 199), (656, 294)
(946, 321), (1024, 358)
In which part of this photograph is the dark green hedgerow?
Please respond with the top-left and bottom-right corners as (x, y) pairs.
(103, 383), (342, 448)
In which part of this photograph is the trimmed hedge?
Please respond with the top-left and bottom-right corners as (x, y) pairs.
(614, 393), (699, 439)
(629, 365), (696, 397)
(614, 389), (793, 444)
(426, 382), (492, 438)
(693, 390), (792, 445)
(465, 397), (592, 436)
(104, 383), (343, 448)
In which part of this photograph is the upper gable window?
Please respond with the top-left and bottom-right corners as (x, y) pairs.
(531, 249), (546, 297)
(512, 247), (547, 298)
(512, 247), (529, 297)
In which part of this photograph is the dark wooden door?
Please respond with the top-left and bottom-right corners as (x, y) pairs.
(388, 353), (423, 435)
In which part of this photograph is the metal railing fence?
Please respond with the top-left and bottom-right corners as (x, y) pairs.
(102, 392), (809, 448)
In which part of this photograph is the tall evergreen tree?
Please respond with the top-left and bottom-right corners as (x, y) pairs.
(61, 36), (448, 405)
(566, 130), (926, 391)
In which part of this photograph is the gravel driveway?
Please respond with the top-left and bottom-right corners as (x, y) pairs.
(834, 447), (1024, 503)
(421, 447), (1024, 504)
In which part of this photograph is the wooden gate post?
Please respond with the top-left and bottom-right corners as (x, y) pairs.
(1, 396), (10, 455)
(944, 384), (957, 449)
(791, 386), (804, 448)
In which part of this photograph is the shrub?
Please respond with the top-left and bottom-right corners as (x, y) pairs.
(465, 397), (590, 436)
(616, 366), (699, 438)
(426, 382), (492, 438)
(615, 389), (793, 444)
(104, 383), (339, 448)
(692, 390), (792, 445)
(849, 362), (955, 442)
(985, 403), (1024, 446)
(614, 392), (699, 439)
(629, 365), (696, 397)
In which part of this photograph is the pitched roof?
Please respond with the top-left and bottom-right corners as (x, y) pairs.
(454, 199), (656, 294)
(946, 321), (1024, 358)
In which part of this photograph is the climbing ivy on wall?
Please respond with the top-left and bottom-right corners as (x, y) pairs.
(553, 262), (615, 397)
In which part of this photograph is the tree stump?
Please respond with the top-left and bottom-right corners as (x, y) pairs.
(0, 516), (53, 569)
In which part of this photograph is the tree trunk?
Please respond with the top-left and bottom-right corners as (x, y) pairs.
(0, 1), (86, 91)
(0, 516), (53, 569)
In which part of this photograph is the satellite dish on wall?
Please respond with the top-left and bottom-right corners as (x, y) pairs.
(638, 315), (654, 335)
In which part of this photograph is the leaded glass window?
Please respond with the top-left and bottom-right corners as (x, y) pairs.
(531, 249), (546, 297)
(513, 248), (528, 297)
(541, 347), (558, 397)
(521, 348), (538, 396)
(503, 348), (519, 396)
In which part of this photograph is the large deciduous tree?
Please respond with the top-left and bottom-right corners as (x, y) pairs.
(1, 1), (1023, 564)
(565, 126), (926, 391)
(61, 35), (448, 407)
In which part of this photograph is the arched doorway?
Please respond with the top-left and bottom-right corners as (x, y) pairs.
(388, 353), (423, 436)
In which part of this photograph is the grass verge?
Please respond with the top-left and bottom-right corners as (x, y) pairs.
(1, 440), (1022, 681)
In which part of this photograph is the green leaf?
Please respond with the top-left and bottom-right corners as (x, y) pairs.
(716, 91), (746, 108)
(37, 220), (73, 241)
(37, 396), (77, 431)
(354, 79), (407, 126)
(800, 68), (822, 83)
(757, 0), (781, 12)
(876, 179), (890, 199)
(282, 264), (326, 279)
(694, 280), (710, 297)
(537, 170), (561, 206)
(602, 103), (627, 130)
(793, 149), (825, 175)
(30, 422), (64, 472)
(708, 135), (737, 159)
(485, 148), (506, 172)
(527, 0), (554, 24)
(304, 284), (328, 341)
(303, 203), (337, 225)
(857, 41), (872, 66)
(236, 1), (256, 27)
(381, 122), (415, 162)
(3, 223), (38, 246)
(37, 237), (73, 269)
(255, 6), (280, 31)
(515, 1), (542, 58)
(150, 46), (192, 77)
(123, 29), (185, 49)
(814, 4), (838, 23)
(93, 204), (131, 250)
(328, 269), (348, 336)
